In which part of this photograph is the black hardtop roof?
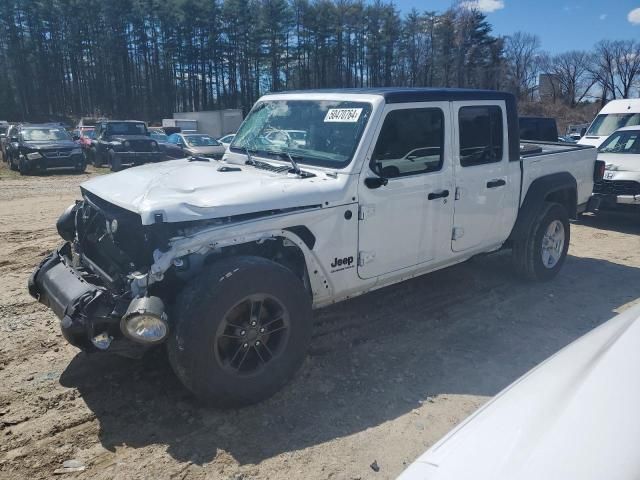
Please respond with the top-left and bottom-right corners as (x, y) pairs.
(104, 120), (146, 124)
(264, 87), (515, 104)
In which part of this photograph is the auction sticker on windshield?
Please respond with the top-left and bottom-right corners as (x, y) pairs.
(324, 108), (363, 122)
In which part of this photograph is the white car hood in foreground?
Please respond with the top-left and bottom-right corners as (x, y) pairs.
(398, 304), (640, 480)
(81, 159), (348, 225)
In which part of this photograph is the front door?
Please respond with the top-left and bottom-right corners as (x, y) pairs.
(451, 101), (518, 252)
(358, 103), (454, 279)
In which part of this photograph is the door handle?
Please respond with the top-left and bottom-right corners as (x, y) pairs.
(486, 179), (506, 188)
(428, 189), (449, 200)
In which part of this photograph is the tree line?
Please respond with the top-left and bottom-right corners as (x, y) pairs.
(0, 0), (638, 123)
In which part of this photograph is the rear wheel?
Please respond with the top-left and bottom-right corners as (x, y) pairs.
(512, 202), (570, 281)
(9, 154), (17, 171)
(167, 256), (313, 407)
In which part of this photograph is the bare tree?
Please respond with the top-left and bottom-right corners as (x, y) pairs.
(544, 51), (596, 106)
(503, 31), (542, 100)
(590, 40), (640, 102)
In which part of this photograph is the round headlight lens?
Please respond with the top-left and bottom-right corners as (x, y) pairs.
(123, 140), (131, 149)
(123, 315), (168, 343)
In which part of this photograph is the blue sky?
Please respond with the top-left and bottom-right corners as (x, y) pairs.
(393, 0), (640, 53)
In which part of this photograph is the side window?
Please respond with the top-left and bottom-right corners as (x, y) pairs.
(167, 134), (178, 144)
(459, 106), (504, 167)
(371, 108), (444, 178)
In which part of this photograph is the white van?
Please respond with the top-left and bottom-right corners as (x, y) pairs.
(579, 98), (640, 148)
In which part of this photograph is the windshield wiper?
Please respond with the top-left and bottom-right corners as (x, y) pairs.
(279, 151), (302, 175)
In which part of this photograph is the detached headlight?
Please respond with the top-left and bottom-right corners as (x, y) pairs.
(121, 296), (168, 344)
(26, 152), (42, 160)
(71, 148), (82, 155)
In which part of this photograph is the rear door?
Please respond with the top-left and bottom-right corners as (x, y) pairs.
(451, 101), (519, 252)
(357, 103), (454, 279)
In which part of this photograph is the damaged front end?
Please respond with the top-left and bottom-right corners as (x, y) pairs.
(28, 192), (173, 358)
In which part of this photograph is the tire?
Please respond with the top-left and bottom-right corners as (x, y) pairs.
(167, 256), (313, 407)
(9, 154), (17, 171)
(512, 202), (570, 281)
(90, 148), (102, 167)
(75, 160), (87, 173)
(109, 150), (123, 172)
(18, 157), (30, 176)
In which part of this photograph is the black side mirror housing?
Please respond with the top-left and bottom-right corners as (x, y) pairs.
(365, 177), (389, 189)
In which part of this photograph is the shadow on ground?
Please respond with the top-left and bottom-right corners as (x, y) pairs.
(578, 210), (640, 235)
(60, 252), (640, 466)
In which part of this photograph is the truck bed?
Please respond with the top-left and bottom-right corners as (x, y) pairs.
(519, 141), (597, 210)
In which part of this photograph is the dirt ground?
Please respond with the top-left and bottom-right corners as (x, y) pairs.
(0, 163), (639, 480)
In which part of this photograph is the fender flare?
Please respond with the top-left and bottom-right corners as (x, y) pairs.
(147, 227), (331, 303)
(509, 172), (577, 242)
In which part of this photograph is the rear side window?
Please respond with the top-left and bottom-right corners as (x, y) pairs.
(371, 108), (444, 178)
(459, 106), (504, 167)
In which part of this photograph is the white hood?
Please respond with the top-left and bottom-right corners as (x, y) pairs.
(598, 153), (640, 174)
(398, 304), (640, 480)
(578, 136), (606, 148)
(81, 159), (349, 225)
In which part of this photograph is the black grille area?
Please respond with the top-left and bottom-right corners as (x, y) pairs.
(593, 180), (640, 196)
(127, 140), (153, 152)
(42, 148), (73, 158)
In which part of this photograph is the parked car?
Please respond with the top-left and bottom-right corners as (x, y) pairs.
(218, 133), (236, 148)
(264, 129), (307, 147)
(164, 132), (226, 159)
(579, 98), (640, 148)
(518, 116), (559, 142)
(148, 127), (169, 144)
(87, 120), (164, 171)
(29, 88), (599, 407)
(3, 125), (21, 165)
(72, 127), (96, 156)
(8, 124), (85, 174)
(588, 126), (640, 212)
(398, 302), (640, 480)
(0, 123), (14, 161)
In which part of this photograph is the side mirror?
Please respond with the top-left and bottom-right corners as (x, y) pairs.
(72, 135), (80, 141)
(365, 177), (388, 189)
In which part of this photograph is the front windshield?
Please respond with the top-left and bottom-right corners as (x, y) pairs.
(81, 129), (95, 139)
(599, 130), (640, 154)
(185, 135), (219, 147)
(22, 127), (71, 142)
(587, 113), (640, 137)
(107, 122), (147, 135)
(231, 100), (372, 169)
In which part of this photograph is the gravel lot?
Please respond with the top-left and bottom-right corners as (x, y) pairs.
(1, 163), (639, 480)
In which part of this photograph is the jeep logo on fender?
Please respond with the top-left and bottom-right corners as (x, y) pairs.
(330, 256), (354, 273)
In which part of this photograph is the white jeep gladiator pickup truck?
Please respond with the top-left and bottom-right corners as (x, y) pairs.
(29, 88), (600, 406)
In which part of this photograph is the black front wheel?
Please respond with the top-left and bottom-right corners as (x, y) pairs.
(167, 256), (313, 407)
(18, 157), (31, 176)
(109, 150), (123, 172)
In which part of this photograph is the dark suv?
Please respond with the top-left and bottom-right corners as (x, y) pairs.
(8, 124), (85, 175)
(88, 121), (164, 171)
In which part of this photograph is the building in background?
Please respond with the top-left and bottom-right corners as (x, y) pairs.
(539, 73), (562, 102)
(172, 109), (243, 138)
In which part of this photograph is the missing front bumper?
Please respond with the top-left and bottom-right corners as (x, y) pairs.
(28, 244), (153, 358)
